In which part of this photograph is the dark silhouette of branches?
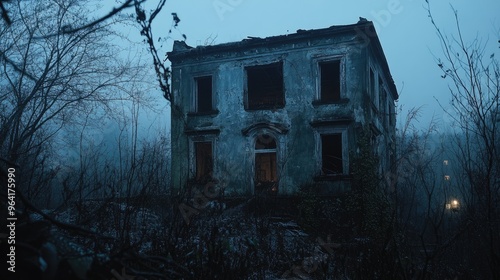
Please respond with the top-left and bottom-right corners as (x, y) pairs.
(1, 0), (177, 102)
(424, 1), (500, 278)
(1, 0), (141, 163)
(134, 0), (173, 101)
(0, 0), (12, 25)
(0, 0), (142, 31)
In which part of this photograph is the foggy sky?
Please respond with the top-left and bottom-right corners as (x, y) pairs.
(126, 0), (500, 131)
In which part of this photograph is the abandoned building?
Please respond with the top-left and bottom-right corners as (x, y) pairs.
(168, 19), (398, 196)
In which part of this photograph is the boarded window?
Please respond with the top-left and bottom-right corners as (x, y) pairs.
(195, 141), (212, 180)
(320, 61), (341, 102)
(246, 62), (284, 109)
(195, 76), (212, 112)
(321, 134), (343, 174)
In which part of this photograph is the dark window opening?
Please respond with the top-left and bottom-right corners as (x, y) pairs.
(246, 62), (284, 110)
(381, 89), (387, 126)
(321, 134), (343, 174)
(369, 68), (375, 102)
(378, 76), (384, 108)
(389, 104), (394, 126)
(195, 141), (212, 181)
(196, 76), (212, 112)
(320, 61), (341, 102)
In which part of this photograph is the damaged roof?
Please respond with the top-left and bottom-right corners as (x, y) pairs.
(168, 19), (398, 99)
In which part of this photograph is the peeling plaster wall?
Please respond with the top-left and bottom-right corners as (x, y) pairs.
(170, 27), (396, 196)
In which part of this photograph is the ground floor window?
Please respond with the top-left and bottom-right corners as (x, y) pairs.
(321, 134), (343, 175)
(254, 134), (278, 192)
(195, 141), (213, 181)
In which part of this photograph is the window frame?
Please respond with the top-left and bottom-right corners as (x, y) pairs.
(243, 127), (287, 195)
(190, 73), (217, 115)
(389, 97), (395, 126)
(320, 133), (344, 175)
(314, 56), (346, 104)
(369, 66), (379, 111)
(319, 60), (341, 103)
(194, 75), (213, 113)
(254, 134), (278, 185)
(194, 141), (213, 181)
(378, 75), (384, 113)
(244, 61), (285, 110)
(188, 135), (217, 182)
(314, 126), (349, 178)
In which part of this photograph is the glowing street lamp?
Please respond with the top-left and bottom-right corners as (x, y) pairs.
(446, 199), (460, 211)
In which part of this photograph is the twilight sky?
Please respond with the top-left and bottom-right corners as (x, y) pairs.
(126, 0), (500, 131)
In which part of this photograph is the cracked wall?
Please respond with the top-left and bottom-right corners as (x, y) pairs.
(169, 22), (397, 196)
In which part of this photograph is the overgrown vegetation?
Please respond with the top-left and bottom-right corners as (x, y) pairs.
(0, 0), (498, 279)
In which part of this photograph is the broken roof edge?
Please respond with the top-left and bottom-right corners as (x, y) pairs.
(168, 21), (372, 60)
(168, 19), (398, 100)
(366, 26), (399, 101)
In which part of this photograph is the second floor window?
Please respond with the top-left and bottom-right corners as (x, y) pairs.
(195, 76), (212, 113)
(246, 62), (284, 110)
(320, 61), (341, 102)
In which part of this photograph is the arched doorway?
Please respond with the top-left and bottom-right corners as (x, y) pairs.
(254, 134), (278, 194)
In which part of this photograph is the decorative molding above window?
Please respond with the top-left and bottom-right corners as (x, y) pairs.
(241, 122), (289, 136)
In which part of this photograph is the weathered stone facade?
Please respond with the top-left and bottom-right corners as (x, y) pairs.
(168, 20), (397, 196)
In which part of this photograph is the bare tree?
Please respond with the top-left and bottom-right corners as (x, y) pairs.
(0, 0), (178, 277)
(426, 1), (500, 278)
(0, 0), (146, 199)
